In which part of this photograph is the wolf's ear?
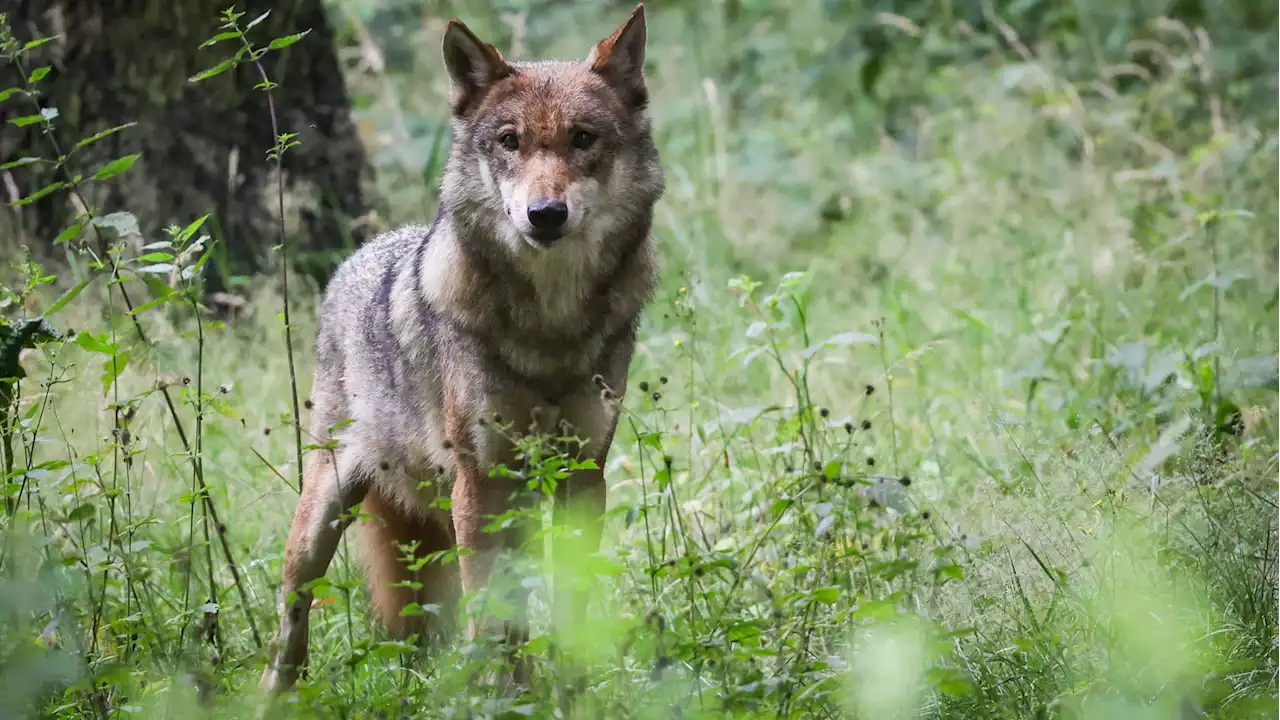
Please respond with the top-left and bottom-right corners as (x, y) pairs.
(443, 20), (511, 116)
(588, 4), (648, 109)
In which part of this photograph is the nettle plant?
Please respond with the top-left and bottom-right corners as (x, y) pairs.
(0, 7), (314, 714)
(452, 271), (977, 715)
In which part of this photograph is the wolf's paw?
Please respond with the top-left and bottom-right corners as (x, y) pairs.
(259, 657), (301, 695)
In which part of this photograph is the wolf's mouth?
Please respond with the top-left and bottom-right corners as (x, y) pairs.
(523, 228), (566, 248)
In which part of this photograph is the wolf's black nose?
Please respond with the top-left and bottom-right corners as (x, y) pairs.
(527, 199), (569, 234)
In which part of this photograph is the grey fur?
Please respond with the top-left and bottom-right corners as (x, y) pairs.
(261, 7), (661, 693)
(310, 62), (663, 513)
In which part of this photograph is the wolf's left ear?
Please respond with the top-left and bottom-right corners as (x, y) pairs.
(443, 20), (512, 116)
(588, 4), (648, 109)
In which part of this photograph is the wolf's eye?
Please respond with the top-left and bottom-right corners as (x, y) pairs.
(570, 129), (597, 151)
(498, 132), (520, 151)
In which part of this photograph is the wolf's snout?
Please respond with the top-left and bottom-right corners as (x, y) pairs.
(527, 198), (569, 239)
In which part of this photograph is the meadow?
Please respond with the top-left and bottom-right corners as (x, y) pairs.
(0, 1), (1276, 718)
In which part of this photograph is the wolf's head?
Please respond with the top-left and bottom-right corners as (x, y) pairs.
(439, 5), (663, 256)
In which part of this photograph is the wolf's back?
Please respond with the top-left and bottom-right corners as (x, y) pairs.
(310, 224), (434, 434)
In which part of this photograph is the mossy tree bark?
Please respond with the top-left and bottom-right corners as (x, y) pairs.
(0, 0), (379, 293)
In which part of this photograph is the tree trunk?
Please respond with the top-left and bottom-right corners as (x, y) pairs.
(0, 0), (379, 293)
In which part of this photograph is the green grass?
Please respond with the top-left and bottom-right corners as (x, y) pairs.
(1, 2), (1277, 718)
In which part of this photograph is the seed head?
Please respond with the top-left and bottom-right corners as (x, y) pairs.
(861, 420), (872, 431)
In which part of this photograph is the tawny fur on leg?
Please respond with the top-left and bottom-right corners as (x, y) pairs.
(358, 487), (459, 644)
(261, 451), (368, 693)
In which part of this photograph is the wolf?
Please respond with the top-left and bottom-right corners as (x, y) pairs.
(259, 4), (663, 693)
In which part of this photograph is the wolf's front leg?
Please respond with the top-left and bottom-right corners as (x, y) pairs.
(552, 391), (617, 628)
(261, 450), (369, 694)
(450, 455), (536, 684)
(446, 392), (539, 690)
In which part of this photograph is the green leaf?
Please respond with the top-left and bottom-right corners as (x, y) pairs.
(397, 602), (439, 617)
(126, 293), (171, 317)
(9, 114), (47, 127)
(268, 30), (310, 50)
(102, 351), (131, 396)
(94, 212), (140, 241)
(199, 31), (242, 47)
(207, 398), (242, 420)
(135, 252), (174, 263)
(851, 599), (898, 620)
(27, 66), (51, 84)
(811, 586), (841, 604)
(45, 278), (91, 316)
(53, 222), (85, 244)
(93, 154), (141, 181)
(23, 37), (57, 51)
(189, 57), (238, 83)
(937, 678), (973, 697)
(12, 181), (64, 207)
(74, 123), (137, 151)
(74, 331), (116, 356)
(66, 504), (96, 524)
(769, 498), (791, 518)
(175, 215), (209, 246)
(0, 87), (21, 103)
(245, 11), (272, 30)
(0, 156), (42, 171)
(585, 556), (626, 577)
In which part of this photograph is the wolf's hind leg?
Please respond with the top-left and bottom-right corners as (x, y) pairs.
(261, 450), (369, 694)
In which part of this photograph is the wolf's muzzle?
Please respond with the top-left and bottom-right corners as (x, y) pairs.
(527, 198), (569, 242)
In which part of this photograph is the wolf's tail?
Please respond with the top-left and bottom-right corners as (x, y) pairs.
(357, 487), (459, 643)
